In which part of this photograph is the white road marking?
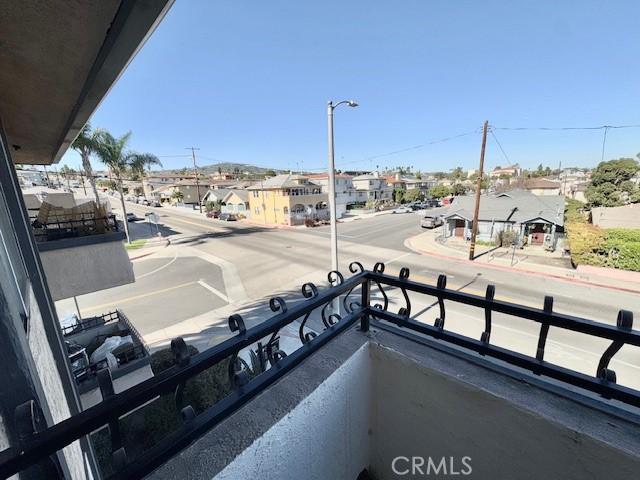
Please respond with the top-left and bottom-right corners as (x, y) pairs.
(136, 253), (178, 279)
(197, 279), (230, 303)
(386, 252), (412, 265)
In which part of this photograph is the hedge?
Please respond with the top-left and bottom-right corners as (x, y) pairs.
(565, 222), (640, 271)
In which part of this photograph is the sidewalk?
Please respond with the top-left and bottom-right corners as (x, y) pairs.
(127, 235), (169, 261)
(406, 229), (640, 293)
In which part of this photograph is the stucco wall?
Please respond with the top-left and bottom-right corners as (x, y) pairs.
(369, 336), (640, 480)
(213, 343), (371, 480)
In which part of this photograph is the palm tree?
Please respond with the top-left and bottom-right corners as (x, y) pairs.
(171, 190), (184, 204)
(59, 165), (74, 190)
(94, 131), (137, 243)
(72, 123), (103, 203)
(129, 153), (162, 197)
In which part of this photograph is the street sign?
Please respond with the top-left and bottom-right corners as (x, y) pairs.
(145, 212), (160, 224)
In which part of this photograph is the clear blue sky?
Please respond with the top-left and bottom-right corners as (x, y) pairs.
(61, 0), (640, 174)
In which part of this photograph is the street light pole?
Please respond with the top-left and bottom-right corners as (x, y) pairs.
(327, 100), (358, 275)
(327, 102), (338, 274)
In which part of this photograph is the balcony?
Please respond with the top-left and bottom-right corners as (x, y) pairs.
(1, 263), (638, 479)
(32, 207), (135, 300)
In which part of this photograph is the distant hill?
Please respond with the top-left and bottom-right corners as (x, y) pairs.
(160, 162), (285, 176)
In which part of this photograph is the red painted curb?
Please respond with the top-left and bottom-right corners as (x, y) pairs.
(404, 238), (640, 295)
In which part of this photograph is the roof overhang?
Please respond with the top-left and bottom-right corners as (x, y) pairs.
(0, 0), (174, 165)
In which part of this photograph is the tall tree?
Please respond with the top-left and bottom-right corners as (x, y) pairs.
(94, 131), (137, 243)
(72, 123), (103, 203)
(130, 153), (162, 196)
(586, 158), (640, 206)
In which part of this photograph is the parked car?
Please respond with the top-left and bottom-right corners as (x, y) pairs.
(126, 212), (141, 222)
(151, 200), (161, 207)
(421, 215), (443, 229)
(206, 210), (220, 219)
(410, 203), (425, 211)
(219, 213), (237, 221)
(392, 206), (413, 214)
(136, 197), (149, 205)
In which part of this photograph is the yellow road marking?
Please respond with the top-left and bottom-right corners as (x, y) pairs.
(80, 281), (197, 313)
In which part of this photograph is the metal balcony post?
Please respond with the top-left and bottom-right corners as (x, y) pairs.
(360, 278), (370, 332)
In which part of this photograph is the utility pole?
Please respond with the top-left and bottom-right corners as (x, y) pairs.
(469, 120), (489, 261)
(186, 147), (202, 213)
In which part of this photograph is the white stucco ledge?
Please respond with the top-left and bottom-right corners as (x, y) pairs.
(38, 232), (135, 300)
(146, 327), (640, 480)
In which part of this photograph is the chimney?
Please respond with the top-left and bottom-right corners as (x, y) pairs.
(395, 172), (401, 181)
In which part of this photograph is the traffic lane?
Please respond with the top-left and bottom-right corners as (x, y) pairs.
(379, 291), (640, 391)
(380, 258), (640, 325)
(56, 256), (228, 335)
(121, 201), (639, 323)
(303, 212), (421, 249)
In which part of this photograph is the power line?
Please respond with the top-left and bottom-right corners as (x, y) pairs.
(305, 127), (482, 171)
(492, 123), (640, 131)
(489, 128), (510, 165)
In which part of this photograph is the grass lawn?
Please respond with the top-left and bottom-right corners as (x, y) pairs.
(125, 239), (148, 250)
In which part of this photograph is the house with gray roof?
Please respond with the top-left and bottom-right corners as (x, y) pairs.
(437, 190), (565, 249)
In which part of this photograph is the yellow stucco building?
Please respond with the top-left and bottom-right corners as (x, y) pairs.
(248, 175), (329, 225)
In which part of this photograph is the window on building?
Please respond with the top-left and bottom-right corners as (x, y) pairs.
(283, 207), (288, 214)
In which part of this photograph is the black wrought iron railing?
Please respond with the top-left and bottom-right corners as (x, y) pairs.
(61, 311), (122, 337)
(1, 262), (638, 479)
(32, 213), (119, 243)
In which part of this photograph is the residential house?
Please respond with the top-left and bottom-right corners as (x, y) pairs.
(489, 163), (522, 178)
(440, 190), (565, 249)
(307, 173), (355, 217)
(352, 172), (392, 204)
(210, 172), (236, 181)
(384, 173), (436, 199)
(169, 178), (210, 204)
(143, 172), (196, 197)
(524, 178), (561, 196)
(221, 190), (250, 217)
(201, 188), (231, 205)
(248, 174), (328, 225)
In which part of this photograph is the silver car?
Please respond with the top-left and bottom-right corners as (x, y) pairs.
(421, 215), (443, 228)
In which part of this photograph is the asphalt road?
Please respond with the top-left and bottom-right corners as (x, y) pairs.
(123, 203), (639, 321)
(57, 254), (228, 336)
(97, 201), (640, 388)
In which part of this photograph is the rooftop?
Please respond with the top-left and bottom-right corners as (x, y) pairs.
(443, 190), (565, 226)
(525, 178), (562, 189)
(247, 174), (319, 190)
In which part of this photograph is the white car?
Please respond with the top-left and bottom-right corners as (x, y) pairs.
(392, 206), (412, 214)
(421, 215), (444, 228)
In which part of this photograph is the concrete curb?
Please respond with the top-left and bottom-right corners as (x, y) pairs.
(404, 237), (640, 294)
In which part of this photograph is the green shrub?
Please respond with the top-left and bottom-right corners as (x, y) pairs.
(565, 223), (640, 271)
(495, 229), (518, 247)
(92, 346), (233, 476)
(605, 228), (640, 243)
